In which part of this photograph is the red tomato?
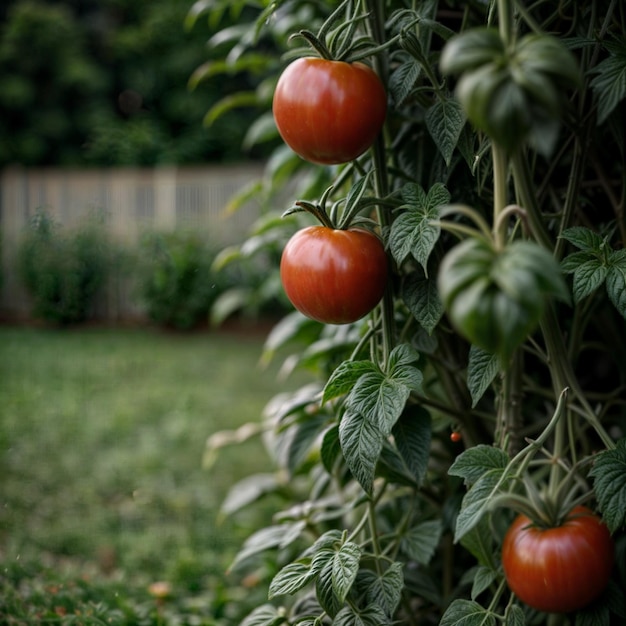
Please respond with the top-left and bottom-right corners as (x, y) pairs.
(501, 506), (614, 614)
(280, 226), (388, 324)
(273, 57), (387, 165)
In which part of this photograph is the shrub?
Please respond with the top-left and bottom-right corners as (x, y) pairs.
(18, 209), (109, 324)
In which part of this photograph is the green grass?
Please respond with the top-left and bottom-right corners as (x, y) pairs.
(0, 325), (307, 623)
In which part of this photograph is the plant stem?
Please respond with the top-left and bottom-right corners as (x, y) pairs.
(491, 144), (509, 249)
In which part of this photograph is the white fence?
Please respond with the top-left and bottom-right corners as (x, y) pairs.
(0, 164), (268, 321)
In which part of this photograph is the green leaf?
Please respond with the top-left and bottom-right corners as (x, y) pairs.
(221, 473), (282, 517)
(574, 599), (611, 626)
(320, 425), (342, 474)
(454, 468), (509, 541)
(203, 91), (260, 126)
(504, 604), (526, 626)
(449, 445), (509, 484)
(561, 250), (597, 273)
(561, 226), (607, 252)
(425, 97), (466, 166)
(389, 183), (449, 273)
(316, 560), (343, 618)
(440, 599), (496, 626)
(391, 405), (432, 485)
(590, 43), (626, 124)
(240, 604), (288, 626)
(467, 345), (500, 407)
(606, 251), (626, 319)
(339, 410), (384, 494)
(283, 414), (329, 475)
(572, 259), (608, 302)
(324, 360), (378, 404)
(401, 274), (444, 334)
(389, 60), (422, 105)
(361, 562), (404, 618)
(333, 604), (391, 626)
(460, 517), (495, 569)
(470, 565), (498, 600)
(331, 542), (362, 603)
(589, 438), (626, 533)
(269, 561), (315, 599)
(399, 520), (442, 564)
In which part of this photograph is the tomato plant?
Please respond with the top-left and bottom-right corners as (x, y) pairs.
(273, 57), (387, 165)
(502, 506), (614, 614)
(191, 0), (626, 624)
(280, 225), (387, 324)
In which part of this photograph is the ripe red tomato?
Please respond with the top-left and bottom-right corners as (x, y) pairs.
(501, 506), (614, 613)
(273, 57), (387, 165)
(280, 226), (388, 324)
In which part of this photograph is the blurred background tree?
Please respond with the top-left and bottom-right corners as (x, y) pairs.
(0, 0), (271, 166)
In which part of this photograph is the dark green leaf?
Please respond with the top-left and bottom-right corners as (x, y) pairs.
(320, 425), (342, 474)
(389, 60), (422, 104)
(386, 342), (421, 371)
(572, 259), (608, 302)
(241, 604), (288, 626)
(339, 410), (384, 494)
(283, 414), (329, 475)
(425, 97), (466, 166)
(401, 274), (444, 334)
(440, 599), (496, 626)
(324, 360), (378, 404)
(589, 438), (626, 533)
(560, 226), (606, 252)
(590, 46), (626, 124)
(467, 345), (500, 407)
(606, 252), (626, 319)
(269, 561), (315, 599)
(449, 445), (509, 484)
(561, 250), (597, 274)
(400, 520), (442, 564)
(574, 599), (611, 626)
(389, 183), (449, 273)
(361, 562), (404, 618)
(333, 604), (391, 626)
(392, 405), (432, 485)
(454, 468), (508, 541)
(460, 517), (495, 569)
(470, 565), (498, 600)
(331, 542), (362, 603)
(316, 561), (343, 618)
(504, 604), (526, 626)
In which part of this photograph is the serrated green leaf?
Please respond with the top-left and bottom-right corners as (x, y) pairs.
(454, 468), (509, 542)
(425, 97), (467, 166)
(467, 345), (500, 407)
(316, 561), (343, 618)
(332, 542), (362, 603)
(240, 604), (287, 626)
(323, 360), (378, 404)
(361, 562), (404, 618)
(561, 250), (597, 273)
(339, 410), (384, 494)
(269, 561), (315, 599)
(392, 405), (432, 485)
(590, 47), (626, 124)
(470, 565), (498, 600)
(333, 604), (391, 626)
(504, 604), (526, 626)
(400, 520), (442, 564)
(449, 445), (509, 484)
(440, 599), (496, 626)
(572, 259), (608, 302)
(606, 256), (626, 319)
(560, 226), (606, 252)
(389, 183), (449, 273)
(401, 274), (444, 334)
(389, 60), (422, 104)
(589, 438), (626, 533)
(460, 516), (495, 568)
(387, 342), (421, 370)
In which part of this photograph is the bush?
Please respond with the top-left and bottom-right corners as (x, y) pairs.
(137, 231), (223, 330)
(18, 209), (109, 324)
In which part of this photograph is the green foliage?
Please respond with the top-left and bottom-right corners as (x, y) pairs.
(137, 231), (223, 329)
(17, 209), (110, 324)
(194, 0), (626, 624)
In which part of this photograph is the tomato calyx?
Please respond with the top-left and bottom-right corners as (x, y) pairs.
(282, 174), (383, 233)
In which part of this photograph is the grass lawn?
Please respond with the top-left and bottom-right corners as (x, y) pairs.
(0, 325), (308, 624)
